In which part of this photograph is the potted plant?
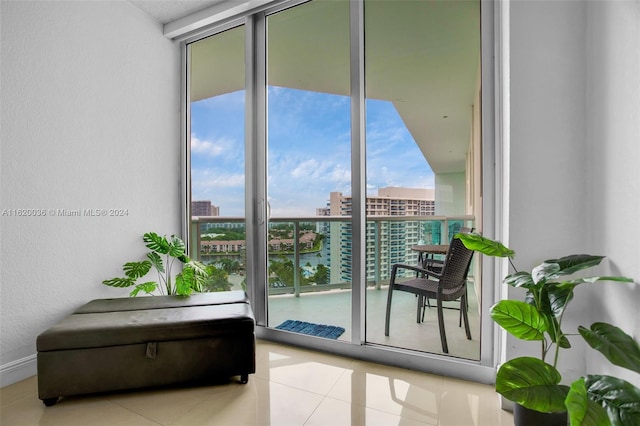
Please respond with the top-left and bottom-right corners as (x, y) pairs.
(102, 232), (210, 296)
(566, 322), (640, 425)
(457, 233), (638, 425)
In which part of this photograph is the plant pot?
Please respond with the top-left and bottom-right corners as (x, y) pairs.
(513, 403), (567, 426)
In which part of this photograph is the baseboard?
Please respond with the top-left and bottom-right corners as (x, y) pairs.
(500, 395), (514, 413)
(1, 354), (37, 388)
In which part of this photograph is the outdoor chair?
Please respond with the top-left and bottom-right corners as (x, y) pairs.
(421, 227), (474, 315)
(422, 227), (474, 276)
(385, 234), (474, 354)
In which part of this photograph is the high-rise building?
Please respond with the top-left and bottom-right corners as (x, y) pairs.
(191, 200), (220, 217)
(319, 187), (436, 285)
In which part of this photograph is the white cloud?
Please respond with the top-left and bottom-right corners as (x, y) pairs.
(191, 134), (233, 157)
(291, 159), (321, 178)
(192, 170), (245, 189)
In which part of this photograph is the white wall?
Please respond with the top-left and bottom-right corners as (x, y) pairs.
(509, 0), (590, 383)
(434, 172), (466, 216)
(585, 0), (640, 386)
(0, 1), (181, 386)
(509, 0), (640, 387)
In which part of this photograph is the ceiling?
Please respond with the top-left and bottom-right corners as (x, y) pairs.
(128, 0), (225, 24)
(131, 0), (480, 175)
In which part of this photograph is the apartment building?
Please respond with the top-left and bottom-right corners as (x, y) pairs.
(191, 200), (220, 216)
(320, 188), (437, 284)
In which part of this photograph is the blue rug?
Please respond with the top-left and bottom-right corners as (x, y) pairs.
(275, 320), (345, 339)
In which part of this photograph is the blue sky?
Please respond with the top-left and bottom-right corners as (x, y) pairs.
(191, 87), (434, 217)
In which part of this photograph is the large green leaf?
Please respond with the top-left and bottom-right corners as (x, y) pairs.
(129, 282), (158, 297)
(186, 260), (209, 291)
(175, 268), (195, 296)
(143, 232), (170, 254)
(168, 235), (186, 258)
(585, 375), (640, 426)
(146, 252), (164, 273)
(102, 277), (136, 288)
(524, 286), (564, 346)
(566, 377), (611, 426)
(504, 271), (536, 289)
(546, 255), (605, 276)
(490, 300), (547, 340)
(496, 357), (569, 413)
(123, 260), (152, 279)
(456, 233), (515, 258)
(546, 283), (575, 316)
(187, 260), (208, 277)
(558, 277), (634, 290)
(579, 323), (640, 374)
(532, 262), (560, 285)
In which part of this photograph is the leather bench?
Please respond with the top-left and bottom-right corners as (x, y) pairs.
(36, 291), (255, 406)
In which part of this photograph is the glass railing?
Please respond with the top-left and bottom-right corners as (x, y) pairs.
(190, 215), (475, 295)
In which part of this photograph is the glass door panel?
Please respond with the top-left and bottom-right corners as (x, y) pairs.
(364, 0), (482, 359)
(265, 0), (352, 340)
(188, 26), (247, 291)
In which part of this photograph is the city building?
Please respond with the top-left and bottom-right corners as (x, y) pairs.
(191, 200), (219, 216)
(321, 188), (437, 284)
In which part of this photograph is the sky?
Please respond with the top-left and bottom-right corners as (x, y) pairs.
(191, 87), (434, 217)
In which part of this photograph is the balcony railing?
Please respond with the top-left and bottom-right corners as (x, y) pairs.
(190, 215), (475, 297)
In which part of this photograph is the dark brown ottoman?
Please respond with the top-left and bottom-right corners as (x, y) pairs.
(37, 291), (255, 406)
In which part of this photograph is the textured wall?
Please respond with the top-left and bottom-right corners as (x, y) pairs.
(0, 1), (181, 385)
(585, 0), (640, 386)
(509, 0), (589, 383)
(509, 0), (640, 386)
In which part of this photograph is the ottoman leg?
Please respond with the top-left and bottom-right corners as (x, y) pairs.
(42, 397), (59, 407)
(240, 373), (249, 384)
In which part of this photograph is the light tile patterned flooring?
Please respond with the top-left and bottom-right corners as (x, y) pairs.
(1, 340), (513, 426)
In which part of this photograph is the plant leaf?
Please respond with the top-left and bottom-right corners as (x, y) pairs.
(585, 375), (640, 426)
(490, 300), (547, 340)
(559, 276), (634, 288)
(456, 233), (515, 258)
(547, 254), (605, 276)
(123, 260), (152, 279)
(566, 377), (611, 426)
(168, 235), (186, 258)
(187, 259), (208, 277)
(532, 262), (560, 285)
(147, 252), (164, 273)
(143, 232), (170, 254)
(579, 323), (640, 374)
(102, 277), (136, 288)
(175, 268), (194, 296)
(129, 282), (157, 297)
(546, 283), (575, 316)
(504, 271), (536, 289)
(496, 357), (569, 413)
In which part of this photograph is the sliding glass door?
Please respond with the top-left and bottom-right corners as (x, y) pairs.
(265, 1), (352, 337)
(186, 0), (485, 368)
(188, 25), (247, 294)
(363, 0), (482, 359)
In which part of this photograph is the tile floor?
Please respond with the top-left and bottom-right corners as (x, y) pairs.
(268, 284), (481, 360)
(1, 340), (513, 426)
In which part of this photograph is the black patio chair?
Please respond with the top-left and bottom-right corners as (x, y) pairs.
(385, 234), (474, 354)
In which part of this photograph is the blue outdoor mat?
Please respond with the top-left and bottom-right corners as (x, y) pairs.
(275, 320), (345, 339)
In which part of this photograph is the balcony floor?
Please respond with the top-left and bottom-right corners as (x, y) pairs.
(265, 283), (481, 360)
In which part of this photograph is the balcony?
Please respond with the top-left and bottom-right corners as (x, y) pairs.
(190, 215), (479, 360)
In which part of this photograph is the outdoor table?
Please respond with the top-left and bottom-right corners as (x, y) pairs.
(411, 244), (449, 267)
